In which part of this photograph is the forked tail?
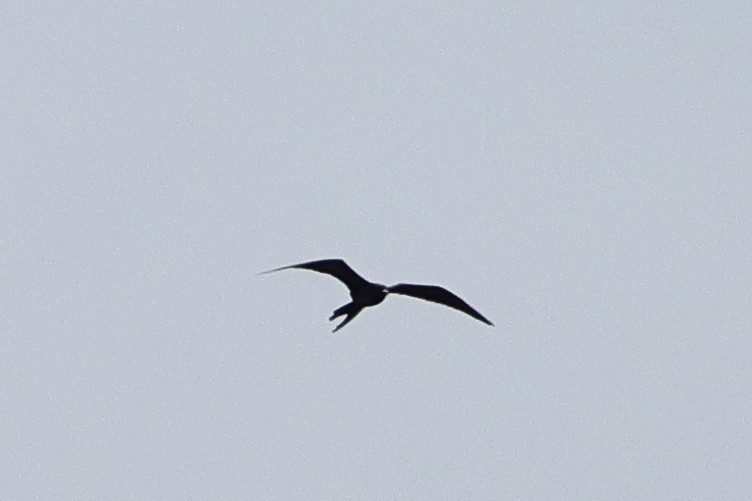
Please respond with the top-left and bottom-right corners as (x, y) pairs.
(329, 302), (363, 333)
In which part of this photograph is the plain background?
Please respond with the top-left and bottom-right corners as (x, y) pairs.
(2, 2), (751, 499)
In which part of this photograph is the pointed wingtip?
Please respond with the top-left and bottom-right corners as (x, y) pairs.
(257, 265), (290, 276)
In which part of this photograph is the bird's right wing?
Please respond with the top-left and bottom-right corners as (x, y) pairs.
(260, 259), (369, 293)
(387, 283), (494, 326)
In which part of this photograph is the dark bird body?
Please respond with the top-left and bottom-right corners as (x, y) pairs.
(261, 259), (493, 332)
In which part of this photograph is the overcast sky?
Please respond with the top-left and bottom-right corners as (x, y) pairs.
(2, 2), (751, 499)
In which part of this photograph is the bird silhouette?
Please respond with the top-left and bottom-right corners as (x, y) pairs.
(260, 258), (493, 332)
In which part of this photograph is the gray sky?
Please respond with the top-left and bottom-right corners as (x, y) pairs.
(2, 2), (751, 499)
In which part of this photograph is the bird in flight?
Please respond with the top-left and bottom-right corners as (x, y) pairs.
(260, 258), (493, 332)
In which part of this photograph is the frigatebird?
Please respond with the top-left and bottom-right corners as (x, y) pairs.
(260, 258), (493, 332)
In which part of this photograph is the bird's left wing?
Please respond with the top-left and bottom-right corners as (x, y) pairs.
(387, 283), (494, 326)
(260, 259), (369, 294)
